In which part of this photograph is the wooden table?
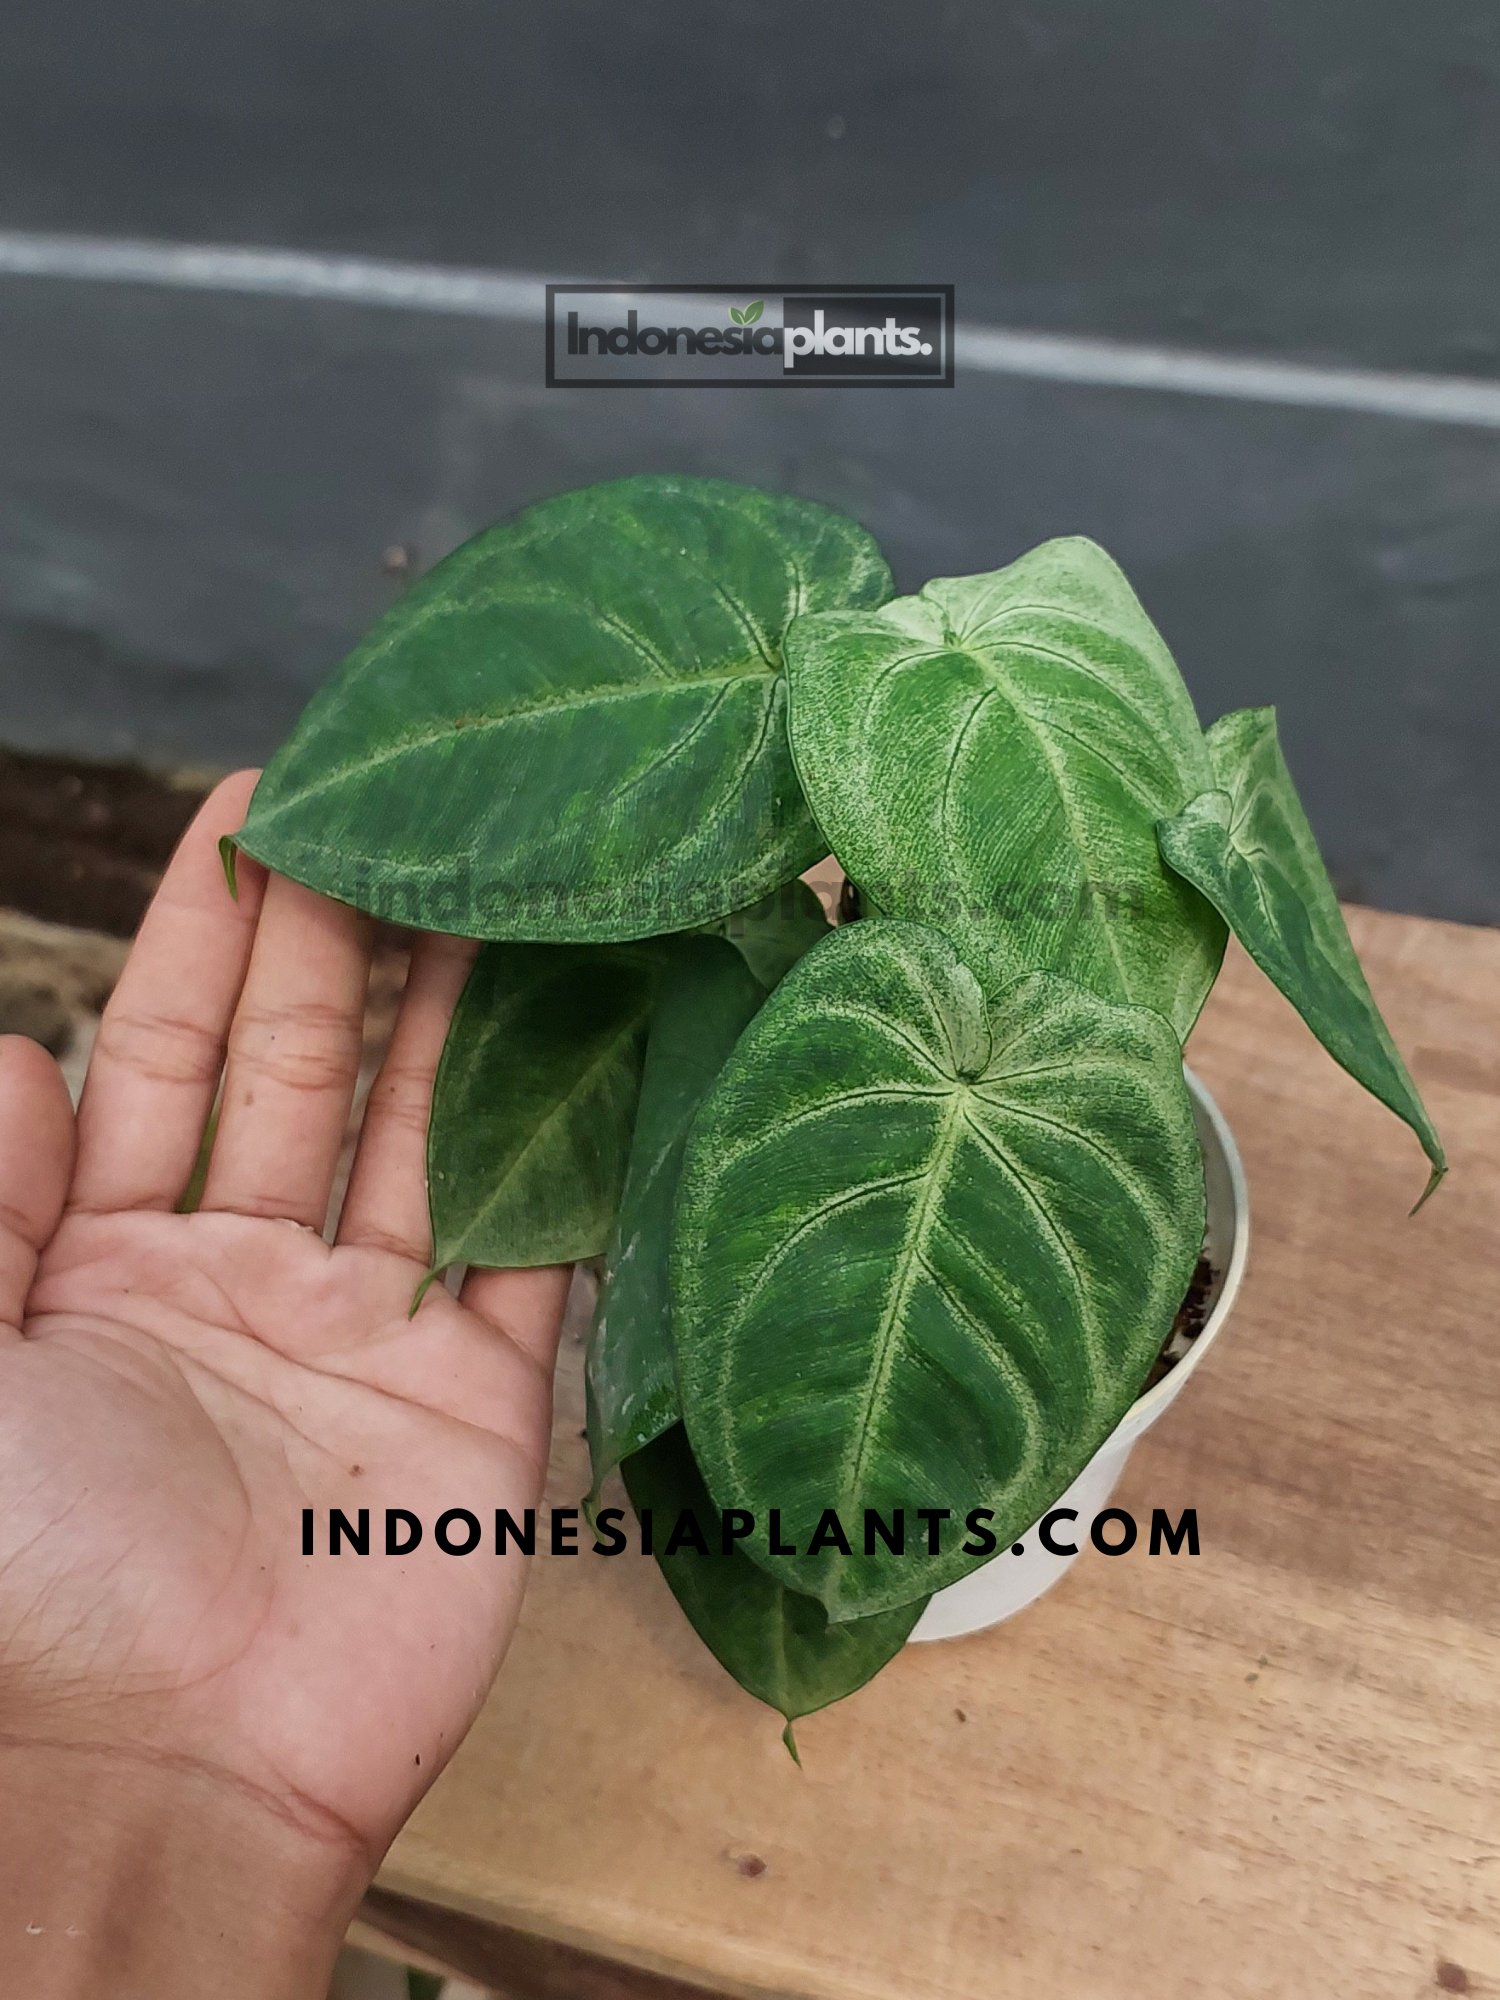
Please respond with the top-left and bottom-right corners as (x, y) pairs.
(366, 907), (1500, 2000)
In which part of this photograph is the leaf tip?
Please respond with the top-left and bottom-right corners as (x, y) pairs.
(218, 834), (240, 900)
(1409, 1156), (1448, 1216)
(781, 1719), (802, 1766)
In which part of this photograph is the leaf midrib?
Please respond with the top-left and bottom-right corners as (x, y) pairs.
(852, 629), (1163, 1000)
(840, 1089), (967, 1500)
(977, 683), (1135, 998)
(445, 1001), (653, 1255)
(256, 668), (779, 820)
(711, 1170), (926, 1488)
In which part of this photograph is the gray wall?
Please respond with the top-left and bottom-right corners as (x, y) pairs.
(2, 1), (1498, 922)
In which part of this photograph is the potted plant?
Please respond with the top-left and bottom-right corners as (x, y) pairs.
(229, 475), (1443, 1752)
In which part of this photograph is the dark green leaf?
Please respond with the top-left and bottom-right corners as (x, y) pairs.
(427, 941), (661, 1271)
(622, 1424), (925, 1728)
(236, 476), (891, 941)
(672, 919), (1204, 1618)
(585, 936), (766, 1507)
(1157, 706), (1445, 1203)
(785, 537), (1227, 1040)
(696, 877), (832, 989)
(743, 299), (764, 324)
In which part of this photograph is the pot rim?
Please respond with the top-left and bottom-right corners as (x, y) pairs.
(1111, 1062), (1250, 1445)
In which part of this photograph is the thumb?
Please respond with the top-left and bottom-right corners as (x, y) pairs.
(0, 1035), (76, 1333)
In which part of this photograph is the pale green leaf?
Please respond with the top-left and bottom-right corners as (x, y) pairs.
(585, 936), (765, 1507)
(785, 537), (1226, 1039)
(236, 476), (891, 941)
(672, 919), (1204, 1618)
(427, 941), (661, 1270)
(1157, 706), (1445, 1203)
(622, 1424), (925, 1728)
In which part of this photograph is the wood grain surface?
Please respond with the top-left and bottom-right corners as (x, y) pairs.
(374, 907), (1500, 2000)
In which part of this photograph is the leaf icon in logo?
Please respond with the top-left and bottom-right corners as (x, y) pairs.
(742, 299), (764, 324)
(729, 306), (746, 325)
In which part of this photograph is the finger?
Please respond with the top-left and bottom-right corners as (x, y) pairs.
(70, 771), (267, 1213)
(201, 874), (372, 1228)
(460, 1262), (573, 1373)
(0, 1037), (75, 1334)
(337, 932), (476, 1260)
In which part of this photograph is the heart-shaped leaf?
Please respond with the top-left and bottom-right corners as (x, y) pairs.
(672, 919), (1205, 1618)
(696, 877), (832, 990)
(1157, 707), (1444, 1203)
(621, 1424), (926, 1748)
(785, 537), (1226, 1040)
(428, 941), (661, 1272)
(586, 936), (766, 1508)
(235, 476), (891, 941)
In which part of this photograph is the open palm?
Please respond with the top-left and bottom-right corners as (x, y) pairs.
(0, 773), (569, 1870)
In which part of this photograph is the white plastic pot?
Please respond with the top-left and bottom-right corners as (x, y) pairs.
(908, 1066), (1249, 1643)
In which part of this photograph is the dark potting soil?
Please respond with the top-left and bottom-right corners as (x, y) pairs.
(1144, 1254), (1217, 1392)
(0, 747), (210, 937)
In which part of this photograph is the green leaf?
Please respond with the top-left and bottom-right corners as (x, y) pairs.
(427, 941), (661, 1271)
(236, 476), (891, 942)
(672, 919), (1205, 1618)
(784, 537), (1227, 1040)
(1157, 707), (1445, 1204)
(696, 878), (832, 990)
(729, 305), (746, 325)
(742, 299), (764, 324)
(622, 1424), (926, 1729)
(585, 936), (766, 1508)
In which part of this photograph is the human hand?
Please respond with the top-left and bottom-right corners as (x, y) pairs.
(0, 773), (570, 1998)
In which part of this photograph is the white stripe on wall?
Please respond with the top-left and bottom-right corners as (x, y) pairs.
(0, 231), (553, 318)
(953, 323), (1500, 429)
(4, 228), (1500, 431)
